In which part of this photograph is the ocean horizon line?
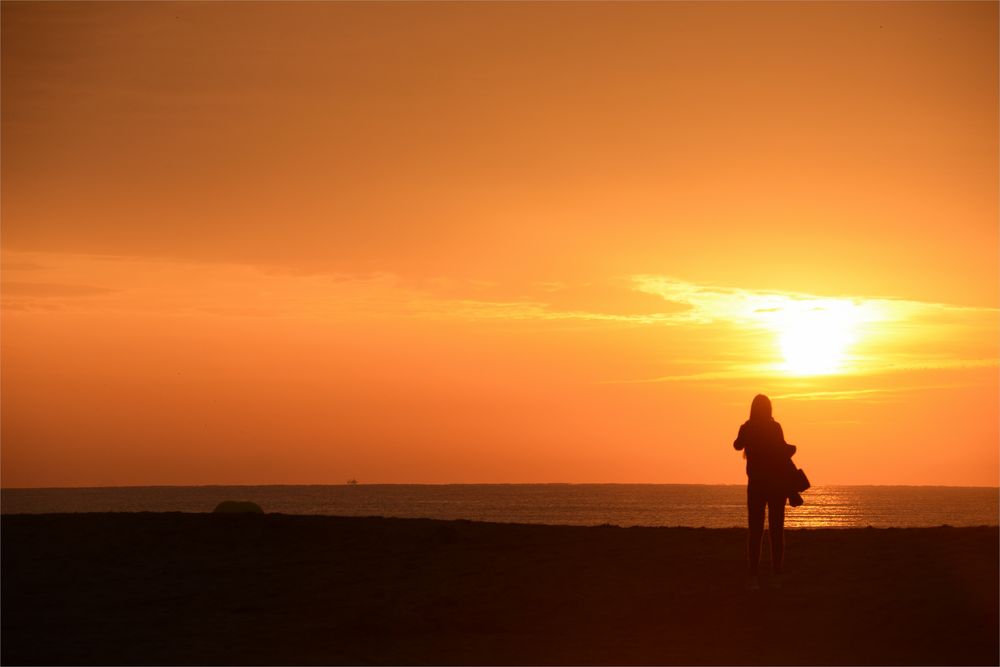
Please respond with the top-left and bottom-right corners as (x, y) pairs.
(4, 481), (999, 491)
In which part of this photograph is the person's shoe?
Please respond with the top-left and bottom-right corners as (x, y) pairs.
(746, 575), (761, 591)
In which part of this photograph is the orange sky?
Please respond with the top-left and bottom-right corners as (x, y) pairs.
(2, 1), (997, 487)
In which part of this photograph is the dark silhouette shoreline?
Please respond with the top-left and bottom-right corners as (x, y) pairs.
(3, 513), (997, 665)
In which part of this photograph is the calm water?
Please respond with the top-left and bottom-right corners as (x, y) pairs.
(2, 484), (997, 528)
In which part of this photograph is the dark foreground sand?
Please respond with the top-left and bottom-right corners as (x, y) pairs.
(2, 514), (997, 665)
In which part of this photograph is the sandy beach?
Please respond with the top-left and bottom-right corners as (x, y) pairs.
(2, 513), (997, 665)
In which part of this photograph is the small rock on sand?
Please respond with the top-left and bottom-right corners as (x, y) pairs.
(212, 501), (264, 514)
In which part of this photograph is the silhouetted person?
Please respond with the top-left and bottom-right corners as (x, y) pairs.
(734, 394), (796, 589)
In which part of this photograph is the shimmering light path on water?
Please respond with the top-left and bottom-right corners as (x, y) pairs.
(2, 485), (997, 528)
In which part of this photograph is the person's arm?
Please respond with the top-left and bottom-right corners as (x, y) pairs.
(734, 423), (747, 450)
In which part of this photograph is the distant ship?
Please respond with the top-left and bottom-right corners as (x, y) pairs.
(346, 478), (358, 485)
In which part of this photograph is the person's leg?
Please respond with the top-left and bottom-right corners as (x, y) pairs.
(747, 484), (766, 576)
(767, 494), (786, 574)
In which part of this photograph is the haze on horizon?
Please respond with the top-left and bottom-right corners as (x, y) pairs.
(2, 2), (997, 488)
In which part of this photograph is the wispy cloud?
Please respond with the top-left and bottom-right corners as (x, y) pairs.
(603, 275), (999, 383)
(770, 385), (968, 401)
(2, 282), (118, 298)
(630, 275), (998, 325)
(3, 252), (996, 388)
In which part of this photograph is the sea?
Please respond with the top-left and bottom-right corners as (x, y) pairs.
(1, 484), (997, 528)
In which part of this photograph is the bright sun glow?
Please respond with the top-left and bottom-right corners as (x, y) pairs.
(632, 277), (888, 377)
(770, 301), (862, 375)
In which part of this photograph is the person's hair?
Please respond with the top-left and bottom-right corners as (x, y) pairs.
(749, 394), (773, 422)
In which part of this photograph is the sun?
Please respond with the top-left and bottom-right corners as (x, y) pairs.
(774, 302), (860, 375)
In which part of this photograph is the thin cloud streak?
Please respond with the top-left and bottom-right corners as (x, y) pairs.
(770, 385), (971, 401)
(608, 357), (1000, 385)
(3, 252), (997, 386)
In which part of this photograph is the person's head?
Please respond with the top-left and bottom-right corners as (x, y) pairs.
(749, 394), (773, 422)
